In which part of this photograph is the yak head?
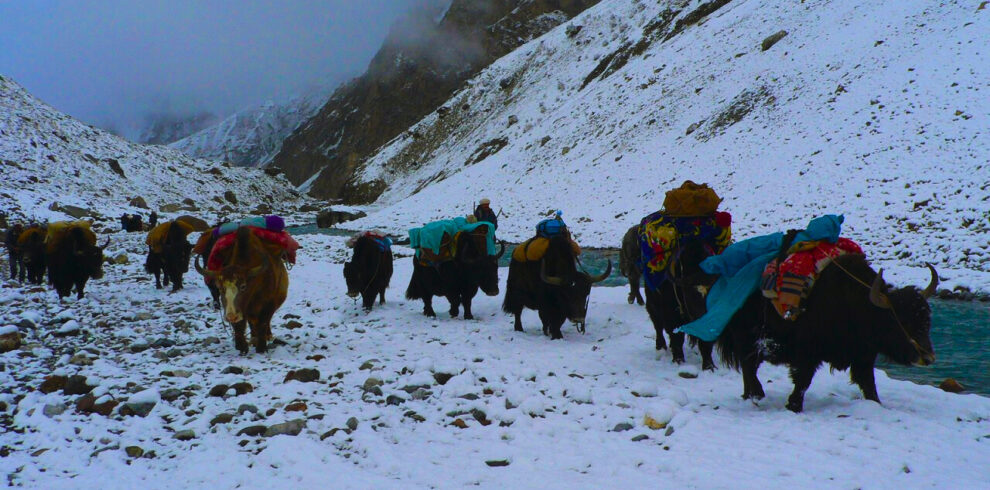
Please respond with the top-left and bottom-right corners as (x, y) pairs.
(71, 230), (108, 280)
(868, 265), (938, 367)
(195, 228), (268, 324)
(456, 227), (505, 297)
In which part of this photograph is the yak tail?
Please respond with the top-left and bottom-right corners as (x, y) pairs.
(715, 329), (742, 371)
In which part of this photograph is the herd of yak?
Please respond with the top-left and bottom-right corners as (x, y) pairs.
(1, 209), (939, 413)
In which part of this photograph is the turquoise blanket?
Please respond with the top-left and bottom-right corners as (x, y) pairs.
(409, 218), (497, 257)
(678, 215), (844, 341)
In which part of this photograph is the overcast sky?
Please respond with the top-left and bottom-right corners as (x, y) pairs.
(0, 0), (446, 137)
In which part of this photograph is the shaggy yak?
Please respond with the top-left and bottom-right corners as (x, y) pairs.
(406, 225), (504, 319)
(344, 235), (394, 311)
(619, 225), (644, 305)
(46, 224), (108, 299)
(145, 221), (194, 292)
(196, 227), (288, 354)
(503, 234), (611, 339)
(717, 254), (938, 412)
(645, 238), (719, 370)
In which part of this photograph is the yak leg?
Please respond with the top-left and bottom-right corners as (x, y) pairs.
(645, 292), (668, 351)
(698, 339), (717, 371)
(513, 312), (524, 332)
(667, 328), (687, 364)
(447, 294), (460, 318)
(75, 278), (88, 299)
(741, 354), (765, 400)
(850, 359), (881, 404)
(361, 291), (375, 311)
(422, 295), (436, 318)
(233, 321), (249, 354)
(379, 289), (386, 305)
(253, 322), (269, 354)
(153, 268), (162, 289)
(786, 362), (820, 413)
(461, 295), (474, 320)
(540, 309), (565, 340)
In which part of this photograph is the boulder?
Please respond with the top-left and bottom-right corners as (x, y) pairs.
(129, 197), (148, 209)
(175, 215), (209, 231)
(223, 191), (238, 205)
(316, 209), (367, 229)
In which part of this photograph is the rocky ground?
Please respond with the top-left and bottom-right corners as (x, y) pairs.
(0, 232), (988, 488)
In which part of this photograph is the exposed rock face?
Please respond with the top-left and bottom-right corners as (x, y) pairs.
(272, 0), (600, 202)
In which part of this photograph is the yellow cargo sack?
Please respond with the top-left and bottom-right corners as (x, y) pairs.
(45, 221), (95, 254)
(511, 237), (582, 262)
(146, 221), (195, 253)
(662, 180), (722, 217)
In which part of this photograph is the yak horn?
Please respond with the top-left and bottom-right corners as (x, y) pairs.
(588, 260), (613, 284)
(100, 237), (110, 249)
(495, 241), (506, 259)
(540, 260), (568, 286)
(195, 256), (217, 279)
(921, 263), (939, 299)
(869, 269), (892, 309)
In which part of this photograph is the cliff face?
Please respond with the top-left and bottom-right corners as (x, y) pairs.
(271, 0), (600, 202)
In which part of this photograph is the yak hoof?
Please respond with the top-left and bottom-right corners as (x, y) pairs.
(464, 313), (474, 320)
(636, 297), (645, 305)
(702, 363), (717, 372)
(627, 296), (635, 305)
(785, 400), (803, 413)
(514, 325), (523, 332)
(672, 357), (685, 365)
(424, 310), (436, 318)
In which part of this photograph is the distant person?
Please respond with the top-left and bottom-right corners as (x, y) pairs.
(120, 213), (130, 231)
(149, 211), (158, 228)
(474, 198), (498, 230)
(4, 223), (25, 281)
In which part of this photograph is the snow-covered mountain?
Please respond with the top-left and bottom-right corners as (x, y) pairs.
(0, 75), (307, 224)
(347, 0), (990, 291)
(136, 111), (219, 145)
(169, 91), (328, 167)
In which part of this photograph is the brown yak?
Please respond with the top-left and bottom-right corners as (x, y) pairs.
(196, 227), (288, 354)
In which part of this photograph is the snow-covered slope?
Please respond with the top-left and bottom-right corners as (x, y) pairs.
(170, 91), (328, 167)
(0, 75), (307, 223)
(347, 0), (990, 292)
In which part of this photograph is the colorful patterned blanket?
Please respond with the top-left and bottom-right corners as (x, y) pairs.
(207, 227), (300, 271)
(760, 238), (863, 320)
(637, 211), (731, 290)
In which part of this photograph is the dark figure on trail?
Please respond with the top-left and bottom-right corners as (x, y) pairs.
(620, 225), (644, 305)
(474, 198), (498, 230)
(149, 211), (158, 228)
(4, 223), (25, 282)
(19, 224), (47, 284)
(344, 234), (394, 311)
(120, 213), (129, 231)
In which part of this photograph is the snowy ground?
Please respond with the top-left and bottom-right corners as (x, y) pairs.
(1, 233), (988, 489)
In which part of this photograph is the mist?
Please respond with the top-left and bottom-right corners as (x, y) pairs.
(0, 0), (450, 140)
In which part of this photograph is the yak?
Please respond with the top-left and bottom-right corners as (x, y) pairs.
(18, 226), (47, 284)
(406, 224), (505, 319)
(196, 227), (288, 354)
(503, 234), (611, 339)
(645, 238), (719, 370)
(145, 221), (194, 292)
(344, 235), (393, 311)
(619, 225), (644, 305)
(46, 224), (108, 299)
(717, 254), (938, 412)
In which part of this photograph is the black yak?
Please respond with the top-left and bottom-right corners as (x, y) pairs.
(503, 234), (611, 339)
(407, 225), (505, 319)
(46, 223), (108, 299)
(619, 225), (644, 305)
(717, 254), (938, 412)
(18, 225), (47, 284)
(344, 235), (394, 311)
(145, 221), (194, 292)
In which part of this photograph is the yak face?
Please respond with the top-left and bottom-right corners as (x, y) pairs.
(869, 266), (938, 367)
(74, 237), (108, 280)
(343, 259), (363, 298)
(216, 263), (267, 324)
(541, 259), (612, 327)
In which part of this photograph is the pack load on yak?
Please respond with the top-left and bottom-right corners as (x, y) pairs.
(511, 211), (580, 263)
(408, 216), (496, 265)
(346, 230), (392, 251)
(637, 181), (732, 290)
(760, 235), (863, 320)
(145, 219), (197, 291)
(146, 220), (195, 253)
(679, 214), (855, 341)
(205, 216), (299, 271)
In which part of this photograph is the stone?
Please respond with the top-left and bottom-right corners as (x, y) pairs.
(565, 24), (583, 38)
(151, 338), (175, 348)
(128, 197), (148, 209)
(232, 382), (254, 395)
(433, 372), (455, 385)
(211, 413), (234, 426)
(284, 320), (303, 330)
(400, 384), (430, 394)
(362, 377), (384, 392)
(223, 190), (238, 205)
(485, 460), (510, 467)
(761, 30), (789, 51)
(459, 393), (480, 401)
(173, 430), (196, 441)
(120, 401), (156, 417)
(346, 417), (359, 431)
(222, 366), (244, 375)
(612, 423), (634, 432)
(63, 375), (92, 395)
(631, 434), (649, 442)
(209, 385), (229, 397)
(264, 419), (306, 437)
(125, 446), (144, 458)
(665, 426), (675, 437)
(160, 389), (182, 402)
(471, 409), (491, 426)
(316, 209), (367, 229)
(67, 353), (92, 366)
(285, 402), (308, 412)
(386, 395), (405, 406)
(168, 370), (192, 378)
(237, 425), (267, 437)
(450, 418), (469, 429)
(939, 378), (965, 393)
(39, 375), (68, 394)
(130, 342), (150, 353)
(644, 415), (668, 430)
(0, 331), (22, 353)
(43, 404), (67, 418)
(410, 388), (431, 401)
(284, 369), (320, 383)
(359, 361), (376, 370)
(237, 404), (259, 416)
(403, 411), (426, 423)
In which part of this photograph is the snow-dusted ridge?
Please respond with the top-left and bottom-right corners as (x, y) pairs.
(347, 0), (990, 293)
(0, 75), (307, 223)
